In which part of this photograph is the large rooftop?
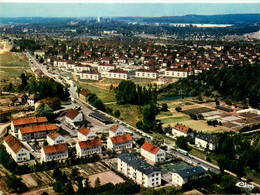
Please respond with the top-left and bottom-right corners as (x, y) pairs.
(118, 153), (160, 175)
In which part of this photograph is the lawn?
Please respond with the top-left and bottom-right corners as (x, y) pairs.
(77, 82), (116, 103)
(0, 52), (30, 80)
(159, 161), (190, 174)
(107, 103), (141, 126)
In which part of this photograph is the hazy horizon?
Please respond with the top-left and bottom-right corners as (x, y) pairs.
(1, 3), (260, 18)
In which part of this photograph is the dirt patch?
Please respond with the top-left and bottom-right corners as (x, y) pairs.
(21, 171), (54, 189)
(88, 170), (125, 187)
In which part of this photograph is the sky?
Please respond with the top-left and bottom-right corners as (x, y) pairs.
(0, 3), (260, 17)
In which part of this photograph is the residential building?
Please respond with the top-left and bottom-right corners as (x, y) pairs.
(78, 89), (92, 102)
(107, 69), (129, 80)
(3, 134), (30, 162)
(76, 138), (102, 157)
(34, 50), (45, 57)
(109, 125), (124, 137)
(53, 59), (68, 67)
(11, 117), (48, 136)
(195, 132), (218, 151)
(74, 64), (91, 73)
(77, 126), (96, 141)
(141, 142), (166, 163)
(118, 153), (161, 187)
(107, 134), (133, 151)
(47, 131), (66, 145)
(17, 93), (27, 103)
(135, 69), (159, 79)
(27, 94), (35, 106)
(172, 123), (193, 137)
(97, 63), (115, 72)
(165, 68), (190, 78)
(172, 166), (207, 186)
(65, 109), (84, 128)
(80, 71), (101, 80)
(41, 143), (68, 162)
(18, 124), (59, 141)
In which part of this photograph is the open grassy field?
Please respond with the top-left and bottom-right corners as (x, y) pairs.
(77, 82), (116, 103)
(0, 52), (30, 80)
(107, 103), (141, 126)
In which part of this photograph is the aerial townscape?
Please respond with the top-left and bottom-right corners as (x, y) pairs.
(0, 2), (259, 195)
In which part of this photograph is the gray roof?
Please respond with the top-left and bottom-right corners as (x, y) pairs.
(176, 166), (206, 178)
(89, 111), (112, 124)
(196, 132), (217, 144)
(118, 153), (161, 175)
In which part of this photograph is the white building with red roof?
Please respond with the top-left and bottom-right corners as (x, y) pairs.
(97, 63), (115, 72)
(107, 69), (129, 80)
(80, 70), (101, 80)
(109, 125), (124, 137)
(107, 134), (133, 151)
(11, 117), (48, 136)
(77, 126), (96, 141)
(74, 64), (91, 73)
(65, 109), (84, 128)
(18, 124), (59, 141)
(135, 69), (159, 79)
(172, 123), (193, 138)
(47, 131), (66, 145)
(3, 134), (30, 162)
(141, 142), (166, 163)
(53, 59), (68, 67)
(41, 143), (68, 162)
(76, 138), (102, 157)
(165, 68), (190, 78)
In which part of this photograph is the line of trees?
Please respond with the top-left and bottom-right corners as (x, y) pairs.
(158, 63), (260, 108)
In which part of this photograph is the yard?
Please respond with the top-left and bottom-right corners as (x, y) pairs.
(159, 160), (191, 175)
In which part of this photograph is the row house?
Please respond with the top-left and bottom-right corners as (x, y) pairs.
(18, 124), (59, 141)
(41, 143), (68, 162)
(66, 62), (77, 70)
(141, 142), (166, 163)
(74, 64), (91, 73)
(107, 69), (129, 80)
(3, 134), (30, 162)
(195, 132), (218, 151)
(135, 69), (159, 79)
(97, 63), (115, 72)
(65, 109), (84, 129)
(165, 68), (190, 78)
(172, 166), (206, 186)
(11, 117), (48, 136)
(80, 71), (101, 80)
(34, 50), (45, 57)
(172, 123), (193, 138)
(77, 126), (96, 141)
(109, 125), (124, 137)
(118, 153), (161, 188)
(47, 131), (66, 145)
(76, 138), (102, 157)
(53, 59), (68, 67)
(107, 134), (133, 151)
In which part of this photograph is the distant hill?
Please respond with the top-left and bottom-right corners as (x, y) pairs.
(141, 14), (260, 24)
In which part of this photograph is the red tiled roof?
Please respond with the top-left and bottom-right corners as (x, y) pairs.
(12, 117), (48, 126)
(78, 138), (102, 149)
(141, 142), (160, 154)
(79, 89), (91, 97)
(81, 70), (100, 74)
(173, 123), (190, 134)
(20, 124), (58, 135)
(65, 109), (80, 120)
(78, 126), (91, 136)
(17, 93), (26, 98)
(166, 68), (189, 72)
(110, 125), (119, 133)
(110, 134), (132, 144)
(43, 143), (67, 154)
(4, 134), (27, 154)
(108, 69), (128, 74)
(136, 69), (158, 73)
(47, 131), (61, 140)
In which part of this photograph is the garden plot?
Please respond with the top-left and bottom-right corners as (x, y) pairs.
(88, 171), (125, 187)
(182, 107), (215, 115)
(21, 171), (54, 189)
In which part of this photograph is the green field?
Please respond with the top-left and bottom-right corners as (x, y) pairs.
(0, 52), (30, 80)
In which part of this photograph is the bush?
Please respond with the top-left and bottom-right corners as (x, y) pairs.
(114, 110), (121, 118)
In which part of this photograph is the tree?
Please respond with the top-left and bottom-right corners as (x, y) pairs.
(151, 134), (164, 147)
(136, 121), (143, 129)
(164, 125), (172, 134)
(175, 106), (182, 112)
(176, 136), (189, 150)
(84, 177), (91, 190)
(95, 177), (101, 187)
(53, 167), (62, 180)
(114, 110), (121, 118)
(20, 73), (28, 90)
(6, 174), (28, 193)
(220, 175), (237, 190)
(64, 181), (74, 194)
(161, 103), (168, 111)
(36, 104), (53, 118)
(115, 80), (137, 104)
(71, 167), (80, 180)
(101, 133), (107, 141)
(53, 180), (63, 193)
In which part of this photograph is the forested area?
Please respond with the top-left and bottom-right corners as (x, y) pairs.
(159, 63), (260, 108)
